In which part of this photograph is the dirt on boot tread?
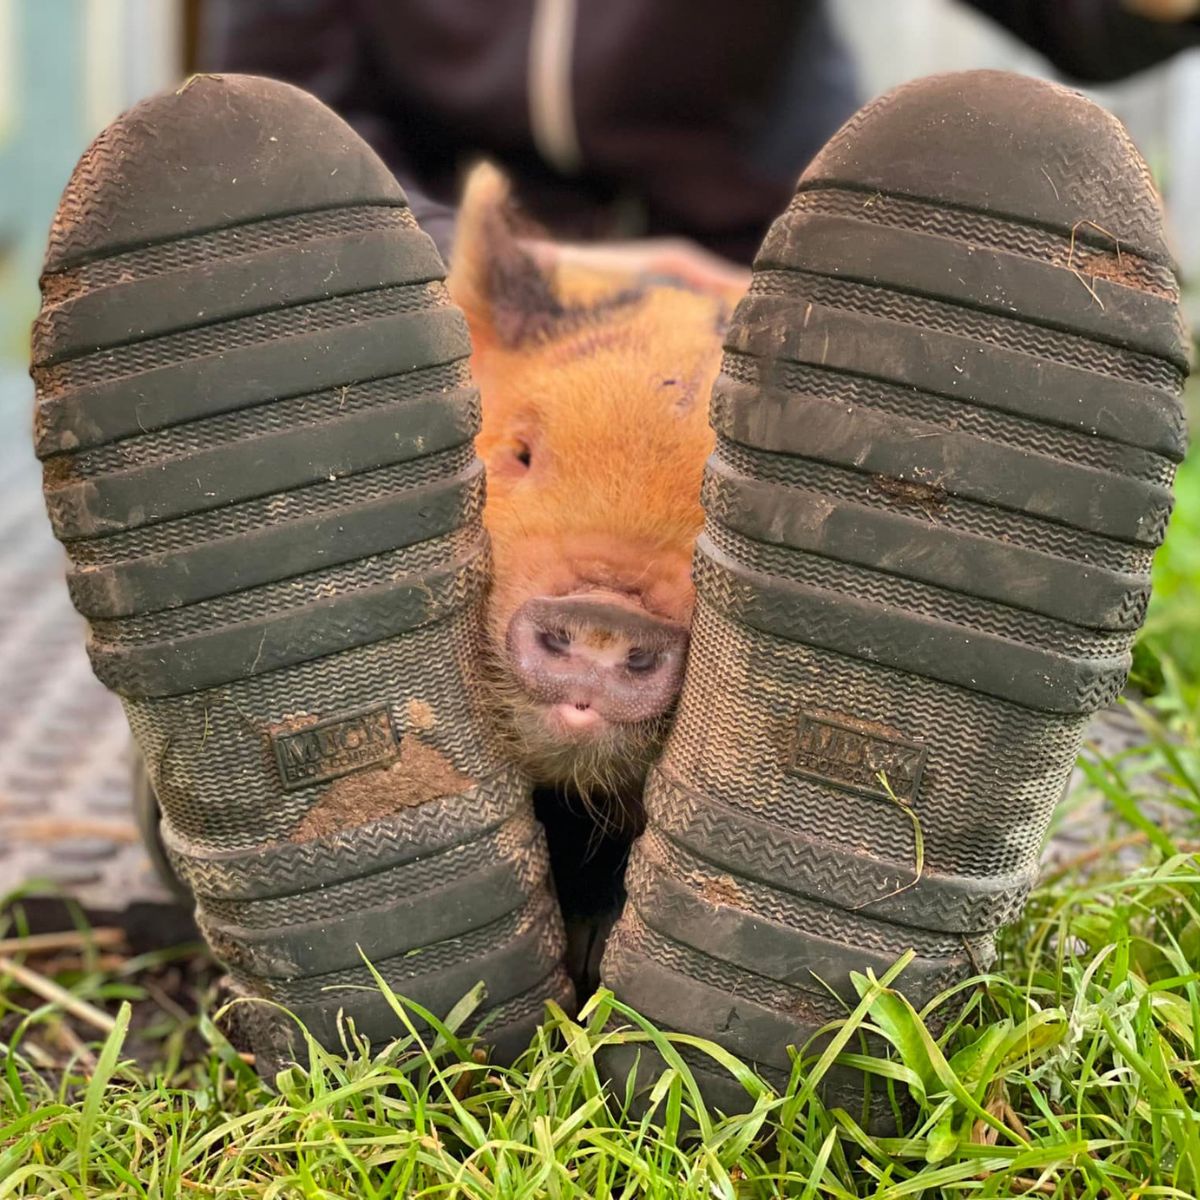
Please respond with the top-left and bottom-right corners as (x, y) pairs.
(290, 737), (474, 842)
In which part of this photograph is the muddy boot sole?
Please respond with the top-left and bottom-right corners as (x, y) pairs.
(31, 75), (571, 1064)
(601, 70), (1188, 1107)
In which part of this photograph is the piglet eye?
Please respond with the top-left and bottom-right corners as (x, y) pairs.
(514, 440), (532, 469)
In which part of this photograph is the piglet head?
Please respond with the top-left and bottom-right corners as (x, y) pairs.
(447, 164), (743, 796)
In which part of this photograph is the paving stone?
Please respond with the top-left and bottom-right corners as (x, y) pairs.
(0, 373), (178, 924)
(37, 861), (103, 887)
(54, 837), (123, 863)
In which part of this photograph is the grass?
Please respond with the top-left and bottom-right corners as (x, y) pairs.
(1, 420), (1197, 1198)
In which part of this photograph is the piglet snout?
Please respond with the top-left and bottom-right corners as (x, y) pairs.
(506, 595), (689, 725)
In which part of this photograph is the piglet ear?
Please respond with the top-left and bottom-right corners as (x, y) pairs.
(446, 162), (565, 349)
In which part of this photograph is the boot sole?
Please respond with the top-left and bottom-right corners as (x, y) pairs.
(602, 70), (1188, 1095)
(31, 74), (571, 1060)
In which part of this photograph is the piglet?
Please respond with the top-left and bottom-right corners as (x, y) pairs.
(447, 165), (745, 819)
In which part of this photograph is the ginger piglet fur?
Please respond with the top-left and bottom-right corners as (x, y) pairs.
(446, 164), (746, 808)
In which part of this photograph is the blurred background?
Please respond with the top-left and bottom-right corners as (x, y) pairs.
(0, 0), (1196, 922)
(2, 0), (1200, 366)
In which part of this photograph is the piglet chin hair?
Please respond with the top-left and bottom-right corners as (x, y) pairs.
(477, 644), (666, 830)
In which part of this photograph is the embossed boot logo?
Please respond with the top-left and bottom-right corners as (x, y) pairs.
(789, 713), (928, 803)
(270, 706), (399, 790)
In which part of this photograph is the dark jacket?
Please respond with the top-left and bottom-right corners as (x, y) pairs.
(200, 0), (1200, 263)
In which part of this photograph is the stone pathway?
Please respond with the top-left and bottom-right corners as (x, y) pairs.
(0, 375), (174, 918)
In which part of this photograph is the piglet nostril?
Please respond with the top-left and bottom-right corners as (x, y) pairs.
(507, 595), (689, 722)
(538, 629), (571, 657)
(625, 647), (658, 674)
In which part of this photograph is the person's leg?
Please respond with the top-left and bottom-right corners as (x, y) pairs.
(31, 74), (571, 1065)
(601, 70), (1188, 1110)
